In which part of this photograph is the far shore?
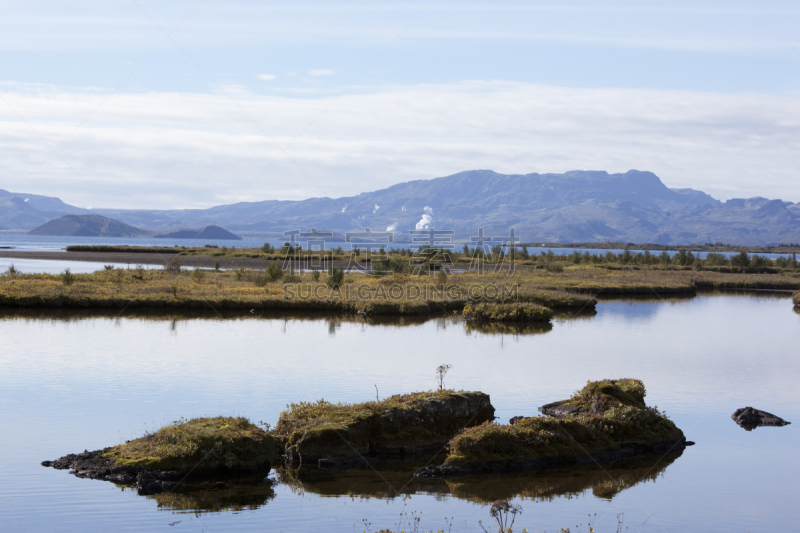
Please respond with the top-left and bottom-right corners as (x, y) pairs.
(0, 250), (360, 270)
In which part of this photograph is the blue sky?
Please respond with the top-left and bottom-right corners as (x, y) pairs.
(1, 1), (799, 209)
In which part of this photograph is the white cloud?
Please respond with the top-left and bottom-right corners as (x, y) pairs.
(0, 81), (798, 209)
(309, 69), (335, 77)
(341, 205), (347, 213)
(416, 206), (433, 230)
(373, 203), (379, 213)
(386, 223), (397, 232)
(256, 74), (276, 81)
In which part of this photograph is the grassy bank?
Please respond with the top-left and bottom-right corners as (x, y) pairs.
(794, 291), (800, 307)
(1, 259), (798, 315)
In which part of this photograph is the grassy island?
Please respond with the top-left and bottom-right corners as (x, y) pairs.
(415, 379), (685, 477)
(462, 302), (553, 323)
(274, 390), (494, 466)
(104, 416), (280, 471)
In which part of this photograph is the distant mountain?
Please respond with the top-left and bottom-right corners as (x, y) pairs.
(154, 225), (241, 240)
(28, 215), (151, 237)
(5, 170), (800, 245)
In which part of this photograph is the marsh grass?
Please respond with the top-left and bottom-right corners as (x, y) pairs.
(0, 265), (797, 315)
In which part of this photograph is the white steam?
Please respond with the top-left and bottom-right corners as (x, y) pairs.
(341, 205), (347, 213)
(415, 206), (433, 230)
(373, 204), (380, 213)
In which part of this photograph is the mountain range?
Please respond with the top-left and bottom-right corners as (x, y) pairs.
(2, 170), (800, 245)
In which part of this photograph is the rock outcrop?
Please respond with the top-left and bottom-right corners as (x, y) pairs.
(415, 379), (686, 478)
(274, 391), (495, 468)
(42, 417), (278, 494)
(732, 407), (791, 431)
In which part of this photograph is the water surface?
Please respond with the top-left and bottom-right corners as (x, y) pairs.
(0, 294), (798, 532)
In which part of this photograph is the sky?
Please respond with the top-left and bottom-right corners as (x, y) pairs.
(0, 0), (799, 210)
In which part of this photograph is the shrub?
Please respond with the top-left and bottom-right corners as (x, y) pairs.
(731, 251), (750, 268)
(235, 268), (244, 281)
(266, 262), (283, 282)
(214, 260), (220, 271)
(545, 263), (564, 273)
(61, 268), (74, 286)
(251, 270), (269, 287)
(5, 264), (18, 276)
(326, 266), (345, 290)
(103, 264), (114, 271)
(311, 269), (320, 282)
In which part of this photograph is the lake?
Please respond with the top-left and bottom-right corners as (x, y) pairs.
(0, 293), (798, 532)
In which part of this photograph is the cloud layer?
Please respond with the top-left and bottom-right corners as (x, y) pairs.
(0, 80), (798, 209)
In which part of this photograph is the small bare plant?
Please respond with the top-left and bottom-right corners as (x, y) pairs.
(479, 499), (522, 533)
(5, 264), (18, 276)
(311, 269), (321, 282)
(103, 264), (114, 271)
(61, 268), (74, 286)
(214, 260), (220, 271)
(163, 257), (181, 274)
(191, 267), (205, 283)
(436, 364), (452, 391)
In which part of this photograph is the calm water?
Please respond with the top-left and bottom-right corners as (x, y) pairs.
(0, 294), (798, 532)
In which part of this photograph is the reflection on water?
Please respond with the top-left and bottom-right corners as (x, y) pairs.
(140, 475), (277, 513)
(273, 452), (681, 506)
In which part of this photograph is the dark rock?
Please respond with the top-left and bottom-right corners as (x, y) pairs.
(538, 401), (590, 417)
(732, 407), (791, 431)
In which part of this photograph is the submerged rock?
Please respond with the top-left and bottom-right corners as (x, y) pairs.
(732, 407), (791, 431)
(415, 379), (686, 478)
(42, 417), (278, 494)
(274, 391), (495, 468)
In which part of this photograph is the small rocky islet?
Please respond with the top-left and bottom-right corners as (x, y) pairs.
(43, 380), (688, 494)
(731, 406), (791, 431)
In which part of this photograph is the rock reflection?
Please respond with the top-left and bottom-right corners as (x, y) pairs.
(135, 475), (277, 513)
(274, 451), (682, 504)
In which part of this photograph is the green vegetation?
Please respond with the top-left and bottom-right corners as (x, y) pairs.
(440, 379), (682, 466)
(274, 390), (494, 463)
(463, 302), (553, 323)
(794, 291), (800, 307)
(103, 416), (280, 471)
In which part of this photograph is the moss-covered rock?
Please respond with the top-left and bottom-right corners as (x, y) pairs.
(103, 416), (281, 471)
(415, 380), (685, 478)
(42, 416), (280, 495)
(538, 378), (646, 417)
(274, 391), (495, 467)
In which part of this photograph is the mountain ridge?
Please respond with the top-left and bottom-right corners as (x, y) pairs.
(3, 170), (799, 245)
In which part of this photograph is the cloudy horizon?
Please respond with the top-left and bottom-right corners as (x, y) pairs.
(1, 0), (798, 210)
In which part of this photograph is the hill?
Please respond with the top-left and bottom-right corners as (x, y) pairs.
(154, 225), (241, 240)
(28, 215), (152, 237)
